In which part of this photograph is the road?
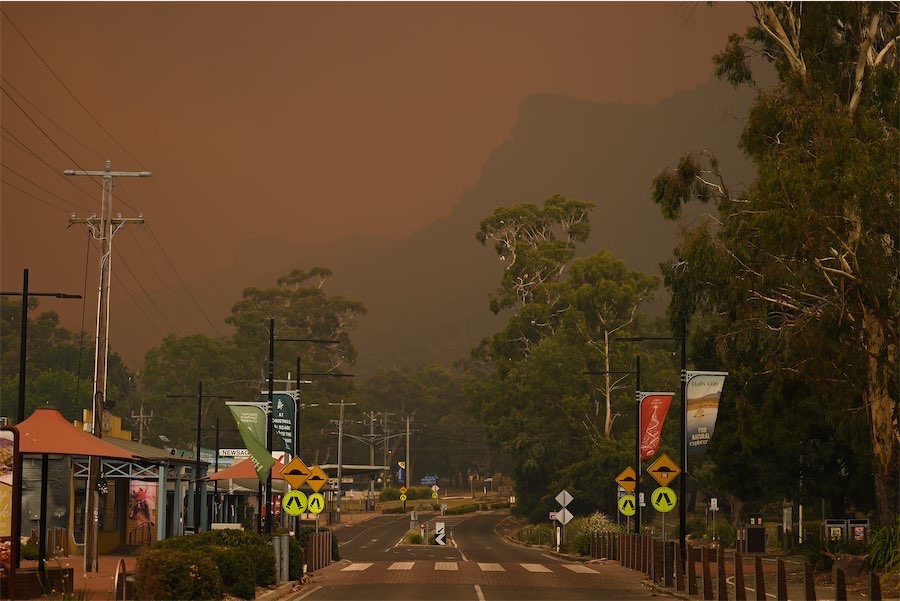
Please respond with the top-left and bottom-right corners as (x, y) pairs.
(287, 511), (665, 600)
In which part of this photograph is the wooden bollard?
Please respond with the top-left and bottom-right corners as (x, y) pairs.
(833, 565), (847, 601)
(734, 551), (747, 601)
(688, 545), (699, 595)
(702, 546), (714, 600)
(804, 560), (817, 601)
(776, 558), (788, 601)
(717, 545), (729, 601)
(754, 554), (766, 601)
(869, 569), (882, 601)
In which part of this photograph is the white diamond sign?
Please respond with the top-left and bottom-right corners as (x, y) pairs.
(555, 489), (573, 507)
(555, 507), (573, 525)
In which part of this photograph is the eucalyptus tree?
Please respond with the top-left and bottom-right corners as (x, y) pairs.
(472, 196), (661, 518)
(652, 2), (897, 522)
(226, 267), (365, 462)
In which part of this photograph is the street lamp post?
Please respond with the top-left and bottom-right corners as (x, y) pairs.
(1, 269), (81, 572)
(266, 318), (346, 532)
(615, 328), (688, 562)
(167, 382), (232, 533)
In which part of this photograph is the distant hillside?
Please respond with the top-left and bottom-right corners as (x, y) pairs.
(117, 80), (756, 373)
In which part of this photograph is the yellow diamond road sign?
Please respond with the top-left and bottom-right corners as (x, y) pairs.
(647, 453), (681, 487)
(306, 465), (328, 493)
(615, 467), (637, 493)
(399, 486), (408, 495)
(282, 457), (311, 489)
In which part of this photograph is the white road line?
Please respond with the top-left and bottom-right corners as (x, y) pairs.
(474, 584), (486, 601)
(340, 563), (373, 572)
(562, 564), (597, 573)
(388, 561), (415, 570)
(478, 563), (505, 572)
(294, 585), (322, 599)
(435, 562), (458, 571)
(521, 563), (553, 573)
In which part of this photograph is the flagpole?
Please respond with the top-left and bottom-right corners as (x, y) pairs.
(634, 355), (641, 534)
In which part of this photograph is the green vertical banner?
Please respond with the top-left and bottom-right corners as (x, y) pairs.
(228, 403), (275, 483)
(685, 371), (728, 469)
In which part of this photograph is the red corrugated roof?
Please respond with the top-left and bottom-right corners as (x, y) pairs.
(17, 407), (136, 459)
(208, 454), (285, 481)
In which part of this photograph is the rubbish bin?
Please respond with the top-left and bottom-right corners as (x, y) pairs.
(823, 519), (848, 541)
(745, 515), (765, 553)
(848, 519), (869, 542)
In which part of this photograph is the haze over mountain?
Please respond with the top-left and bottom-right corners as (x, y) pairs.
(120, 78), (756, 373)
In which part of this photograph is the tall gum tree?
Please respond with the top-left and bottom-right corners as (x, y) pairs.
(652, 2), (898, 523)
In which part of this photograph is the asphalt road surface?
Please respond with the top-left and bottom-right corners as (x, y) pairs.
(288, 511), (665, 600)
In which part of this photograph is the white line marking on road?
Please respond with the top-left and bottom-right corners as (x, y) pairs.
(475, 584), (486, 601)
(478, 563), (504, 572)
(435, 562), (458, 571)
(340, 563), (373, 572)
(562, 564), (597, 573)
(294, 585), (322, 599)
(388, 561), (415, 570)
(521, 563), (552, 572)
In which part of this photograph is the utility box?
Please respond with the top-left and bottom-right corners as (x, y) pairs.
(823, 519), (848, 541)
(743, 514), (766, 553)
(848, 519), (869, 542)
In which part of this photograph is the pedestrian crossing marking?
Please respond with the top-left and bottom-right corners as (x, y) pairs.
(562, 564), (597, 573)
(388, 561), (415, 570)
(478, 563), (504, 572)
(434, 561), (458, 571)
(341, 563), (372, 572)
(521, 563), (552, 573)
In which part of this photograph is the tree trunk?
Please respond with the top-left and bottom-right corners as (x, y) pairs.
(862, 308), (899, 525)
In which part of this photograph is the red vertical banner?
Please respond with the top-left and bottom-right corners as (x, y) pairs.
(639, 393), (674, 460)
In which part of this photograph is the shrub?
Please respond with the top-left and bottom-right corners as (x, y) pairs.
(446, 503), (480, 515)
(404, 530), (423, 545)
(868, 520), (900, 574)
(206, 547), (256, 600)
(152, 529), (275, 592)
(134, 549), (224, 600)
(516, 523), (554, 546)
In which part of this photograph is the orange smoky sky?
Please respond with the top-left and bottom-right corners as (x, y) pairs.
(1, 2), (754, 366)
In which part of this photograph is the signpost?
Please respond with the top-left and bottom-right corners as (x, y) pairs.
(282, 457), (311, 489)
(282, 490), (308, 516)
(647, 454), (681, 541)
(615, 466), (637, 493)
(618, 494), (637, 517)
(435, 522), (446, 546)
(647, 453), (681, 486)
(306, 465), (328, 493)
(554, 489), (574, 551)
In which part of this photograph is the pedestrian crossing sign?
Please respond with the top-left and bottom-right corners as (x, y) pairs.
(307, 492), (326, 514)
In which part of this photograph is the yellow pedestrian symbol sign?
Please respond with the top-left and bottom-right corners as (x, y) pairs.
(651, 486), (677, 513)
(307, 492), (326, 515)
(618, 494), (637, 516)
(282, 490), (308, 516)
